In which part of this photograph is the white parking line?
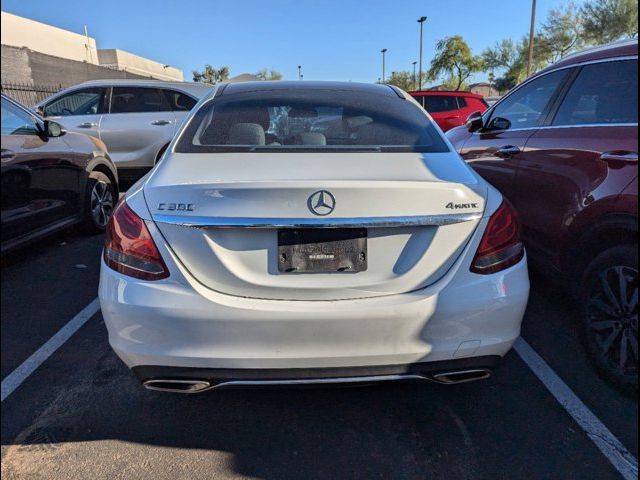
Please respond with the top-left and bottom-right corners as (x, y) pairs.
(515, 337), (638, 480)
(1, 298), (100, 402)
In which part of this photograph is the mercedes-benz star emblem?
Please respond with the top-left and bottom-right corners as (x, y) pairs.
(308, 190), (336, 216)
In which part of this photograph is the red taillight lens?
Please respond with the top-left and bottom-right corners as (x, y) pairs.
(103, 199), (169, 280)
(470, 201), (524, 274)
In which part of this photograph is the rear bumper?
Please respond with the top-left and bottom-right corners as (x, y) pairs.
(134, 355), (500, 386)
(99, 243), (529, 375)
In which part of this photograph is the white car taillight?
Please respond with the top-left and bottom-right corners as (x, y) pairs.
(471, 201), (524, 275)
(104, 199), (169, 280)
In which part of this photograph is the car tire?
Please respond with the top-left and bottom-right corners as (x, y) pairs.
(82, 171), (116, 233)
(580, 245), (638, 395)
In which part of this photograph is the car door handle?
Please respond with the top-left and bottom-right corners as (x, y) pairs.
(600, 151), (638, 164)
(1, 149), (15, 160)
(151, 120), (171, 126)
(496, 145), (521, 157)
(77, 122), (97, 128)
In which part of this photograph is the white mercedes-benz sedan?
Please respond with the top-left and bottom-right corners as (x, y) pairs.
(98, 81), (529, 393)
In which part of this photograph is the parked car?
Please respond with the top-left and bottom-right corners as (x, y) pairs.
(408, 90), (489, 132)
(34, 80), (212, 182)
(1, 93), (118, 252)
(98, 81), (529, 393)
(446, 39), (638, 393)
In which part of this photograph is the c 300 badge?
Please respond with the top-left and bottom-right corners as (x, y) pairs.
(157, 203), (195, 211)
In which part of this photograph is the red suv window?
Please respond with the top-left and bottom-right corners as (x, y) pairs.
(423, 96), (459, 113)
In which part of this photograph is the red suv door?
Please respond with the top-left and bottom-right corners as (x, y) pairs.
(458, 69), (570, 200)
(515, 58), (638, 268)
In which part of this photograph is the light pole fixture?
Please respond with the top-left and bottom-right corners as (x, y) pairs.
(380, 49), (387, 83)
(417, 16), (427, 91)
(412, 61), (417, 90)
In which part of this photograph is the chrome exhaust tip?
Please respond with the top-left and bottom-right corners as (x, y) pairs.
(431, 369), (492, 384)
(143, 379), (212, 393)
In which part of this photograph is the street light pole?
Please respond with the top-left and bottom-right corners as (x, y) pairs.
(412, 61), (417, 90)
(526, 0), (537, 77)
(417, 16), (427, 91)
(381, 49), (387, 83)
(298, 65), (302, 80)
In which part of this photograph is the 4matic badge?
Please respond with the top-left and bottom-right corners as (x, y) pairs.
(445, 202), (478, 210)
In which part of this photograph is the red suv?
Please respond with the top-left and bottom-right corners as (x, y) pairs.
(447, 39), (638, 392)
(409, 91), (489, 131)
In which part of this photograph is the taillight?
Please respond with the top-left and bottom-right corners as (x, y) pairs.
(103, 199), (169, 280)
(470, 201), (524, 274)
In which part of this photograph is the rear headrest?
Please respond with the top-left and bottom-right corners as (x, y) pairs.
(295, 132), (327, 146)
(345, 115), (373, 130)
(228, 123), (265, 145)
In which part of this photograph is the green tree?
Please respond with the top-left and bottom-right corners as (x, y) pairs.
(256, 69), (283, 80)
(540, 2), (585, 62)
(482, 39), (518, 75)
(482, 35), (552, 93)
(192, 65), (230, 84)
(581, 0), (638, 43)
(427, 36), (484, 91)
(386, 71), (414, 90)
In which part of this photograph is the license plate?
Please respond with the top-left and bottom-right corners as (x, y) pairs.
(277, 228), (367, 273)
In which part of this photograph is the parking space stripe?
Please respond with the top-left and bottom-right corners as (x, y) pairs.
(515, 337), (638, 480)
(1, 298), (100, 402)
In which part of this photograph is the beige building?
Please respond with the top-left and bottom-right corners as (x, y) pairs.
(97, 49), (183, 81)
(1, 11), (99, 64)
(1, 11), (183, 81)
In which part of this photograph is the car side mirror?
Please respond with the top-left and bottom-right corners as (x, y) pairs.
(44, 120), (65, 138)
(465, 111), (484, 132)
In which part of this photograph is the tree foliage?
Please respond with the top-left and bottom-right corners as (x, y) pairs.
(256, 69), (283, 80)
(474, 0), (637, 93)
(540, 2), (585, 62)
(427, 36), (484, 90)
(581, 0), (639, 43)
(192, 65), (230, 84)
(385, 71), (428, 91)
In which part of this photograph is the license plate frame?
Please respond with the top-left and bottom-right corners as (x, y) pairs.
(277, 228), (367, 273)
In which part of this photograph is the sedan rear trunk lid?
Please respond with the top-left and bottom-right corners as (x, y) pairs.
(145, 152), (486, 300)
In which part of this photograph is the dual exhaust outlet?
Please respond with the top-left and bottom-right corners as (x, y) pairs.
(142, 368), (493, 393)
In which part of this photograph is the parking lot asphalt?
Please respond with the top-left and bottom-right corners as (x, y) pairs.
(1, 229), (637, 480)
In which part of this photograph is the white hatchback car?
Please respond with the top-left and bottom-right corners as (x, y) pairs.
(98, 81), (529, 393)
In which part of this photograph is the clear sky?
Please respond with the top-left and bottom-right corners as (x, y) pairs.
(2, 0), (584, 83)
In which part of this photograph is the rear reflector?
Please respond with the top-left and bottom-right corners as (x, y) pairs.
(470, 201), (524, 274)
(104, 199), (169, 280)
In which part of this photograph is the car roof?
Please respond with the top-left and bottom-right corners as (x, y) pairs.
(220, 80), (400, 98)
(407, 90), (484, 99)
(534, 38), (637, 76)
(35, 79), (214, 105)
(74, 79), (210, 89)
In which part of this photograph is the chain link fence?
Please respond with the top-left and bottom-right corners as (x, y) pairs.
(1, 82), (64, 107)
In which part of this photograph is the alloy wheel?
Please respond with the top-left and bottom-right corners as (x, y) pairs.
(586, 265), (638, 377)
(90, 180), (114, 228)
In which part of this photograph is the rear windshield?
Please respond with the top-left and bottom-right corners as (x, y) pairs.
(175, 90), (449, 153)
